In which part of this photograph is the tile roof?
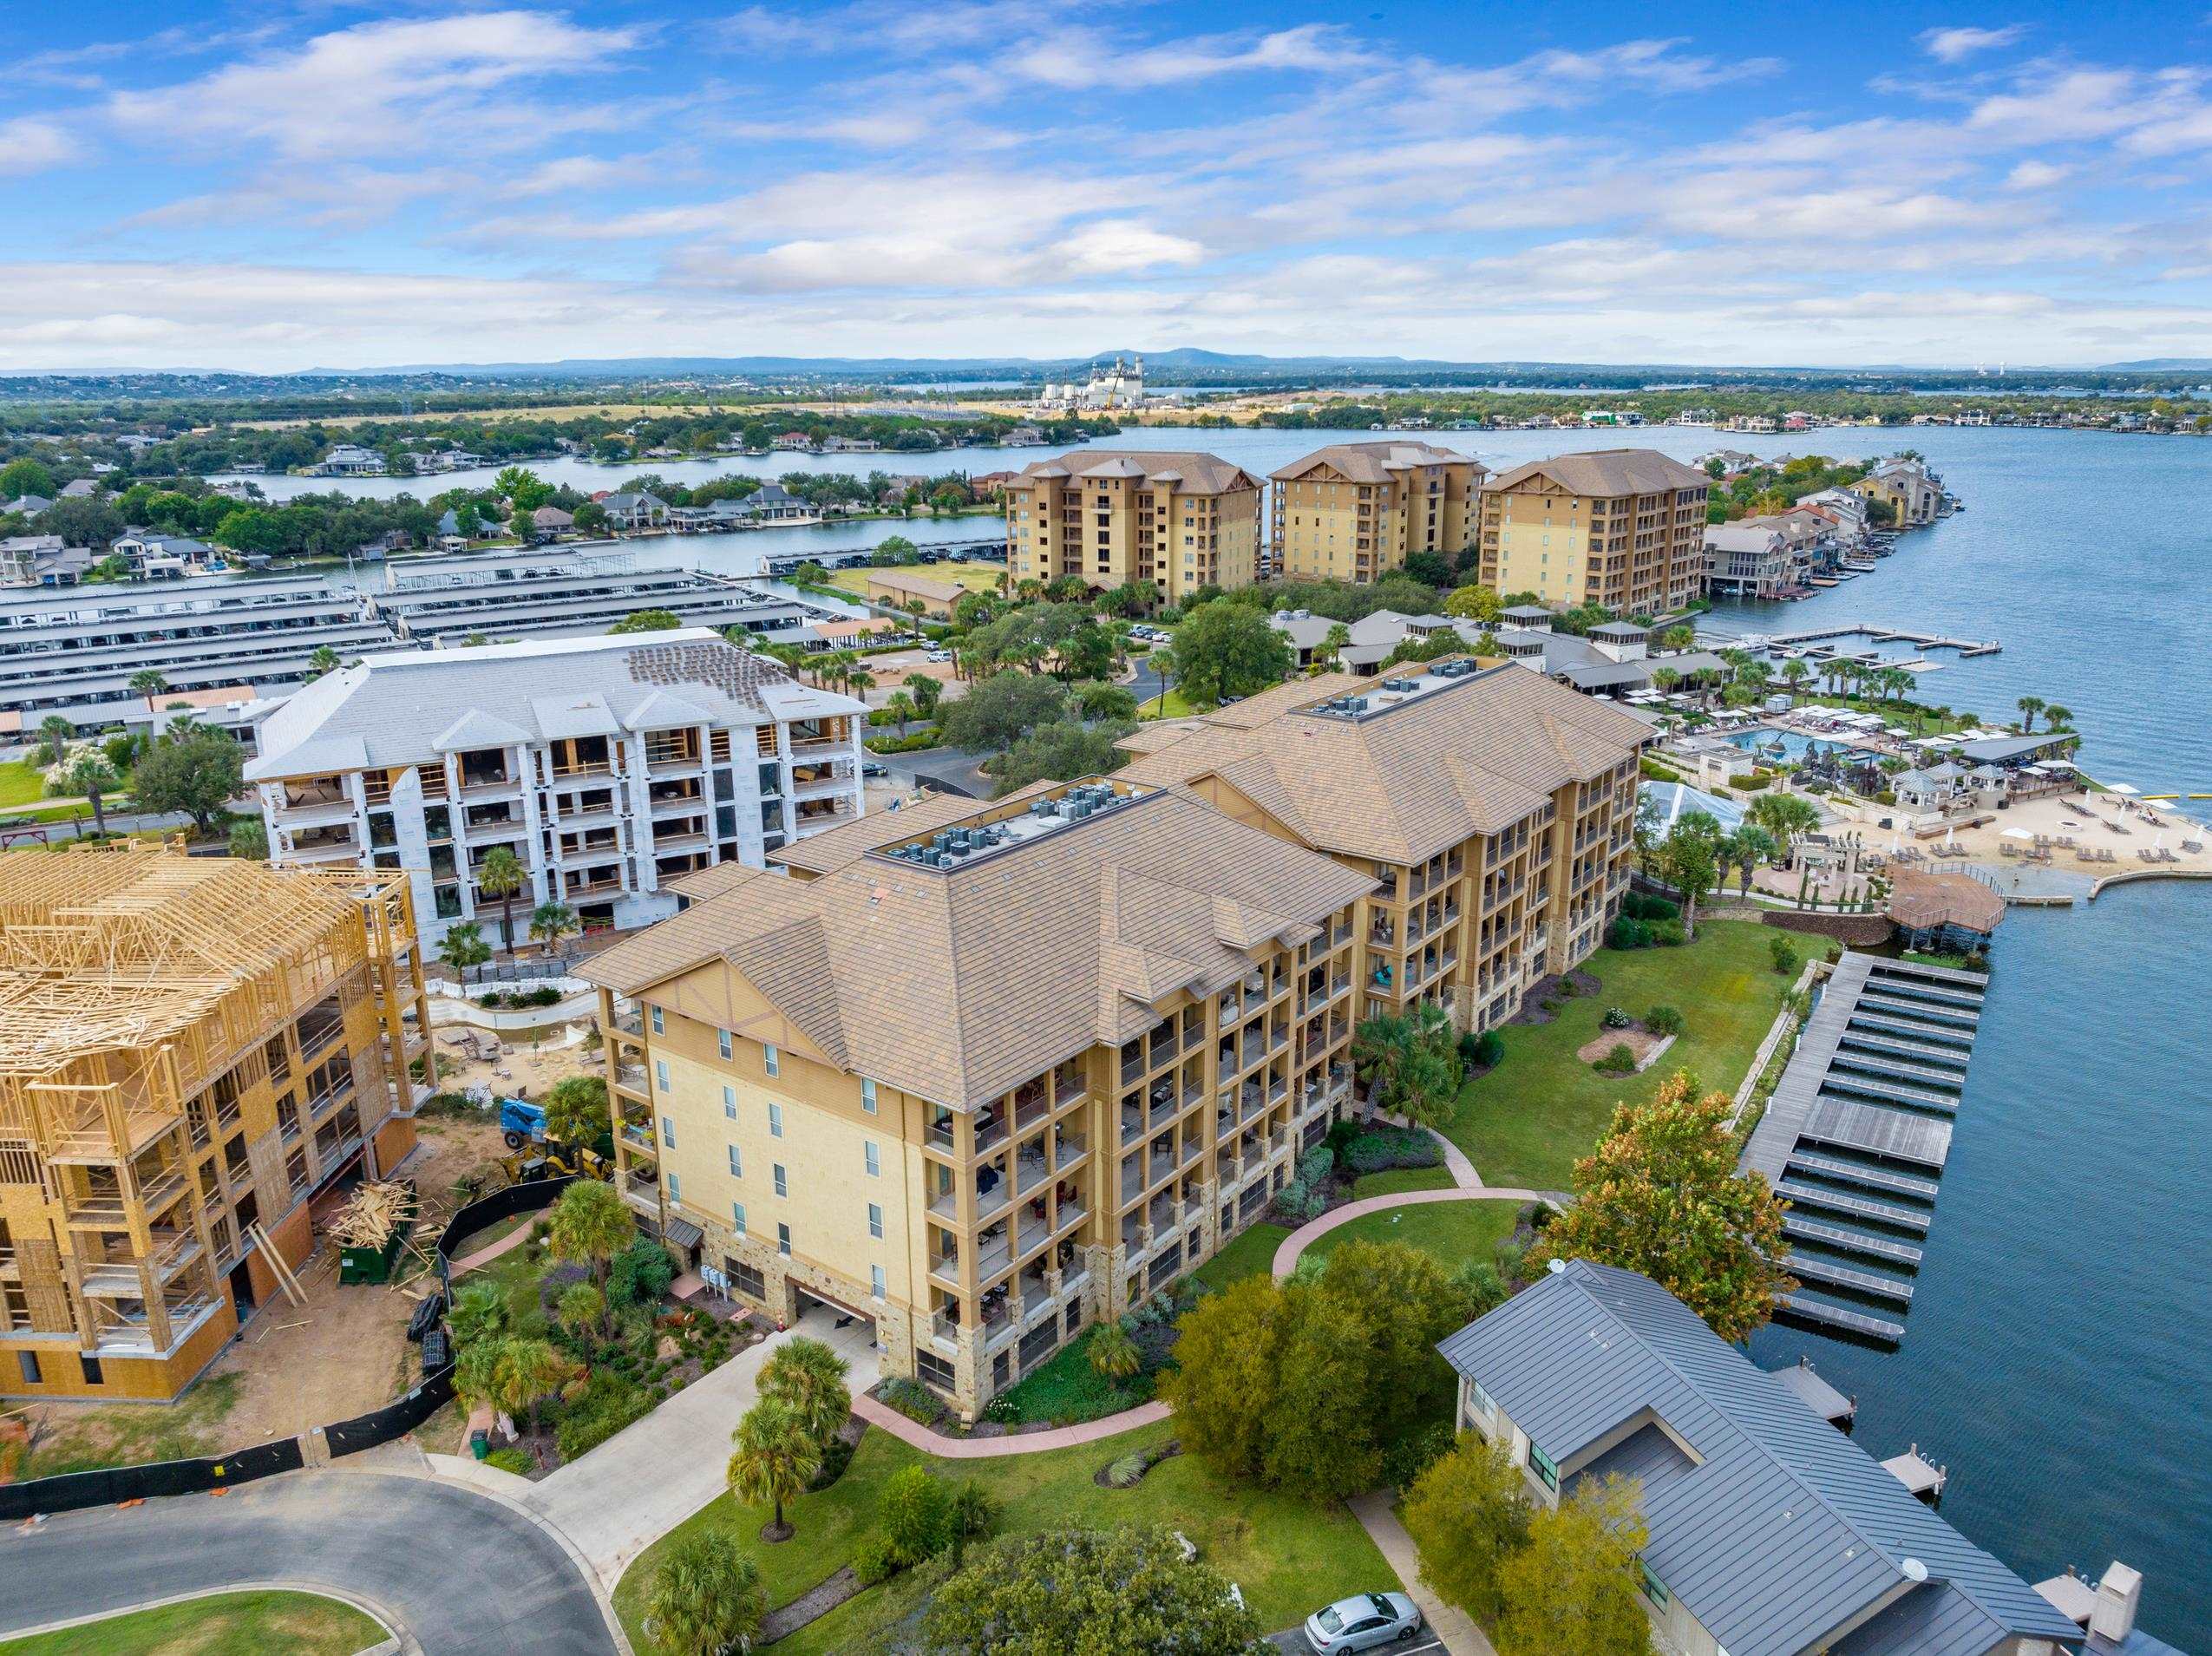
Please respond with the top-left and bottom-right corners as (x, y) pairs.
(1118, 661), (1647, 865)
(767, 782), (1060, 876)
(245, 628), (863, 780)
(583, 784), (1374, 1109)
(1482, 448), (1713, 498)
(1270, 441), (1485, 484)
(1010, 449), (1262, 496)
(1438, 1261), (2081, 1656)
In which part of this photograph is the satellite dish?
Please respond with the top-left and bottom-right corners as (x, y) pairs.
(1902, 1559), (1929, 1583)
(1547, 1258), (1567, 1274)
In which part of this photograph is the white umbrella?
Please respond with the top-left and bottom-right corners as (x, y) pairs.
(1999, 827), (2034, 840)
(2108, 782), (2139, 796)
(1942, 826), (1955, 848)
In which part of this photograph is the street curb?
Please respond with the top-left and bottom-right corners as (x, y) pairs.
(0, 1579), (416, 1655)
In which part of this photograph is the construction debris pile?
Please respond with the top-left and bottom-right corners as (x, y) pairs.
(331, 1181), (420, 1248)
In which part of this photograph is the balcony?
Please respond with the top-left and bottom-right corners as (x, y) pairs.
(974, 1109), (1008, 1154)
(283, 826), (363, 864)
(272, 787), (355, 828)
(933, 1306), (961, 1346)
(618, 1118), (657, 1155)
(929, 1247), (962, 1291)
(973, 1227), (1012, 1283)
(1015, 1144), (1051, 1197)
(1055, 1130), (1087, 1172)
(612, 1063), (649, 1099)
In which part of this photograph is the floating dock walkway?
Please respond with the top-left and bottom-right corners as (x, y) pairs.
(1741, 952), (1989, 1346)
(1757, 623), (2001, 657)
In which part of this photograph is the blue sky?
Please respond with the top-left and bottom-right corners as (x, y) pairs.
(4, 1), (2211, 370)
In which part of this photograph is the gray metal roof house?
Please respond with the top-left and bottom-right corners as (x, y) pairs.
(1437, 1260), (2085, 1656)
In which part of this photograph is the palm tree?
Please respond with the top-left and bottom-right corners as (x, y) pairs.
(1321, 622), (1351, 671)
(1780, 659), (1812, 703)
(758, 1336), (852, 1447)
(36, 715), (73, 768)
(2016, 695), (2045, 733)
(128, 668), (168, 710)
(528, 900), (579, 956)
(437, 921), (492, 979)
(883, 691), (917, 736)
(729, 1396), (821, 1542)
(645, 1529), (764, 1656)
(1650, 667), (1681, 700)
(1088, 1322), (1142, 1381)
(307, 645), (341, 679)
(547, 1178), (634, 1294)
(68, 755), (120, 838)
(902, 673), (942, 725)
(845, 669), (876, 698)
(476, 846), (527, 957)
(2042, 704), (2073, 732)
(1149, 645), (1179, 715)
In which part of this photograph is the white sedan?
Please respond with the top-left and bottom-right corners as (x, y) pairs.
(1303, 1592), (1423, 1652)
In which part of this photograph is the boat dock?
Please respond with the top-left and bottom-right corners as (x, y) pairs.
(759, 537), (1005, 577)
(1759, 623), (2001, 657)
(1742, 952), (1991, 1347)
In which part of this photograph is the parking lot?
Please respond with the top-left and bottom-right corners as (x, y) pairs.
(1268, 1629), (1448, 1655)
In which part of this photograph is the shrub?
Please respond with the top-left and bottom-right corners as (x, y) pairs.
(551, 1371), (653, 1460)
(1623, 893), (1679, 922)
(879, 1464), (953, 1567)
(1103, 1450), (1153, 1489)
(808, 1430), (857, 1491)
(1556, 976), (1585, 998)
(1470, 1030), (1504, 1070)
(1769, 934), (1800, 974)
(1645, 1005), (1686, 1037)
(877, 1377), (941, 1425)
(485, 1446), (535, 1476)
(608, 1236), (676, 1307)
(1650, 920), (1687, 947)
(1606, 916), (1650, 951)
(1340, 1127), (1443, 1175)
(1595, 1044), (1638, 1076)
(853, 1530), (901, 1586)
(1600, 1006), (1632, 1031)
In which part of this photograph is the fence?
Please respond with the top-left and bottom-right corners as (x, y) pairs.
(455, 956), (577, 986)
(0, 1175), (577, 1520)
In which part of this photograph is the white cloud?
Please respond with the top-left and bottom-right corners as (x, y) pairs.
(108, 10), (640, 161)
(1001, 23), (1354, 89)
(2002, 159), (2071, 191)
(0, 116), (76, 173)
(1919, 25), (2027, 63)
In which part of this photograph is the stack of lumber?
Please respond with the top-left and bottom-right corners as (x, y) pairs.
(330, 1181), (419, 1249)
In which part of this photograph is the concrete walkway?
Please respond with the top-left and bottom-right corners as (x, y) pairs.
(517, 1306), (880, 1591)
(852, 1394), (1169, 1457)
(449, 1216), (540, 1275)
(1270, 1188), (1548, 1281)
(1347, 1490), (1495, 1656)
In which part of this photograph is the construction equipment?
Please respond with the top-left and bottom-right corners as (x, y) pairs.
(499, 1096), (546, 1150)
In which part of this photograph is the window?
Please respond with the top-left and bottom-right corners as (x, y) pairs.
(867, 1201), (884, 1239)
(1528, 1441), (1559, 1491)
(660, 1115), (676, 1149)
(762, 1043), (780, 1077)
(861, 1077), (878, 1114)
(776, 1222), (791, 1257)
(16, 1351), (38, 1384)
(731, 1201), (747, 1234)
(1469, 1378), (1496, 1424)
(768, 1102), (783, 1137)
(727, 1144), (743, 1177)
(650, 1006), (664, 1035)
(79, 1354), (102, 1386)
(864, 1142), (880, 1177)
(1639, 1561), (1670, 1609)
(718, 1028), (733, 1060)
(667, 1172), (682, 1202)
(773, 1163), (788, 1197)
(654, 1059), (670, 1093)
(723, 1085), (736, 1119)
(871, 1264), (886, 1299)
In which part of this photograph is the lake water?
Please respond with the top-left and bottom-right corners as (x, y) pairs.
(223, 422), (2210, 1639)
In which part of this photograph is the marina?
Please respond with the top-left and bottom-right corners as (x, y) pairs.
(1742, 952), (1988, 1348)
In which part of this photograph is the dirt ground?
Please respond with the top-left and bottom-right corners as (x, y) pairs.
(1574, 1026), (1676, 1072)
(425, 1017), (599, 1104)
(201, 1113), (514, 1443)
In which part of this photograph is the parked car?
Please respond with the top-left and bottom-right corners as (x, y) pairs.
(926, 649), (951, 663)
(861, 760), (889, 778)
(1303, 1592), (1421, 1652)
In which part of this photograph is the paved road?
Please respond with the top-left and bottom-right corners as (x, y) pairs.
(0, 1469), (618, 1655)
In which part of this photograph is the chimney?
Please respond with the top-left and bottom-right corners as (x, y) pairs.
(2090, 1562), (2142, 1644)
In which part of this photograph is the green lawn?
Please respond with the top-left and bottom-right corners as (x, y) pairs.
(617, 1418), (1393, 1654)
(0, 761), (47, 809)
(457, 1234), (552, 1338)
(1305, 1199), (1523, 1272)
(1139, 688), (1200, 720)
(1187, 1221), (1291, 1294)
(1447, 920), (1785, 1190)
(825, 562), (1004, 599)
(21, 1375), (242, 1479)
(1349, 1166), (1456, 1201)
(994, 1325), (1153, 1426)
(0, 1590), (383, 1655)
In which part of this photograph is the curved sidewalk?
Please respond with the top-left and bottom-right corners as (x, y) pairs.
(1269, 1188), (1547, 1281)
(852, 1393), (1168, 1457)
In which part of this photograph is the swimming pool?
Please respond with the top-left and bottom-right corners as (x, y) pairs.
(1725, 729), (1848, 763)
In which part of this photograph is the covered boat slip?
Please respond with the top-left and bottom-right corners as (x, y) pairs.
(1741, 952), (1987, 1345)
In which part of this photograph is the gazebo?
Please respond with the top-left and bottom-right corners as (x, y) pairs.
(1885, 868), (2005, 955)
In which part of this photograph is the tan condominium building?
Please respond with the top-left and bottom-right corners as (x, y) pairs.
(0, 848), (429, 1402)
(1478, 448), (1711, 616)
(1269, 442), (1488, 583)
(1003, 450), (1265, 599)
(1118, 657), (1647, 1037)
(582, 777), (1374, 1417)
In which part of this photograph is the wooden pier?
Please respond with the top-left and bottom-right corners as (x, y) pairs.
(1770, 1354), (1858, 1427)
(1882, 1444), (1950, 1504)
(1742, 954), (1991, 1346)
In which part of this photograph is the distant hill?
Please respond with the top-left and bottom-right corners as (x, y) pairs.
(2099, 358), (2212, 371)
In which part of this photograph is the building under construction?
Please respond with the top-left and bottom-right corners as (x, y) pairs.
(0, 847), (430, 1401)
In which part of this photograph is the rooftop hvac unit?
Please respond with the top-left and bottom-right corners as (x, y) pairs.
(1347, 696), (1368, 713)
(1382, 677), (1416, 692)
